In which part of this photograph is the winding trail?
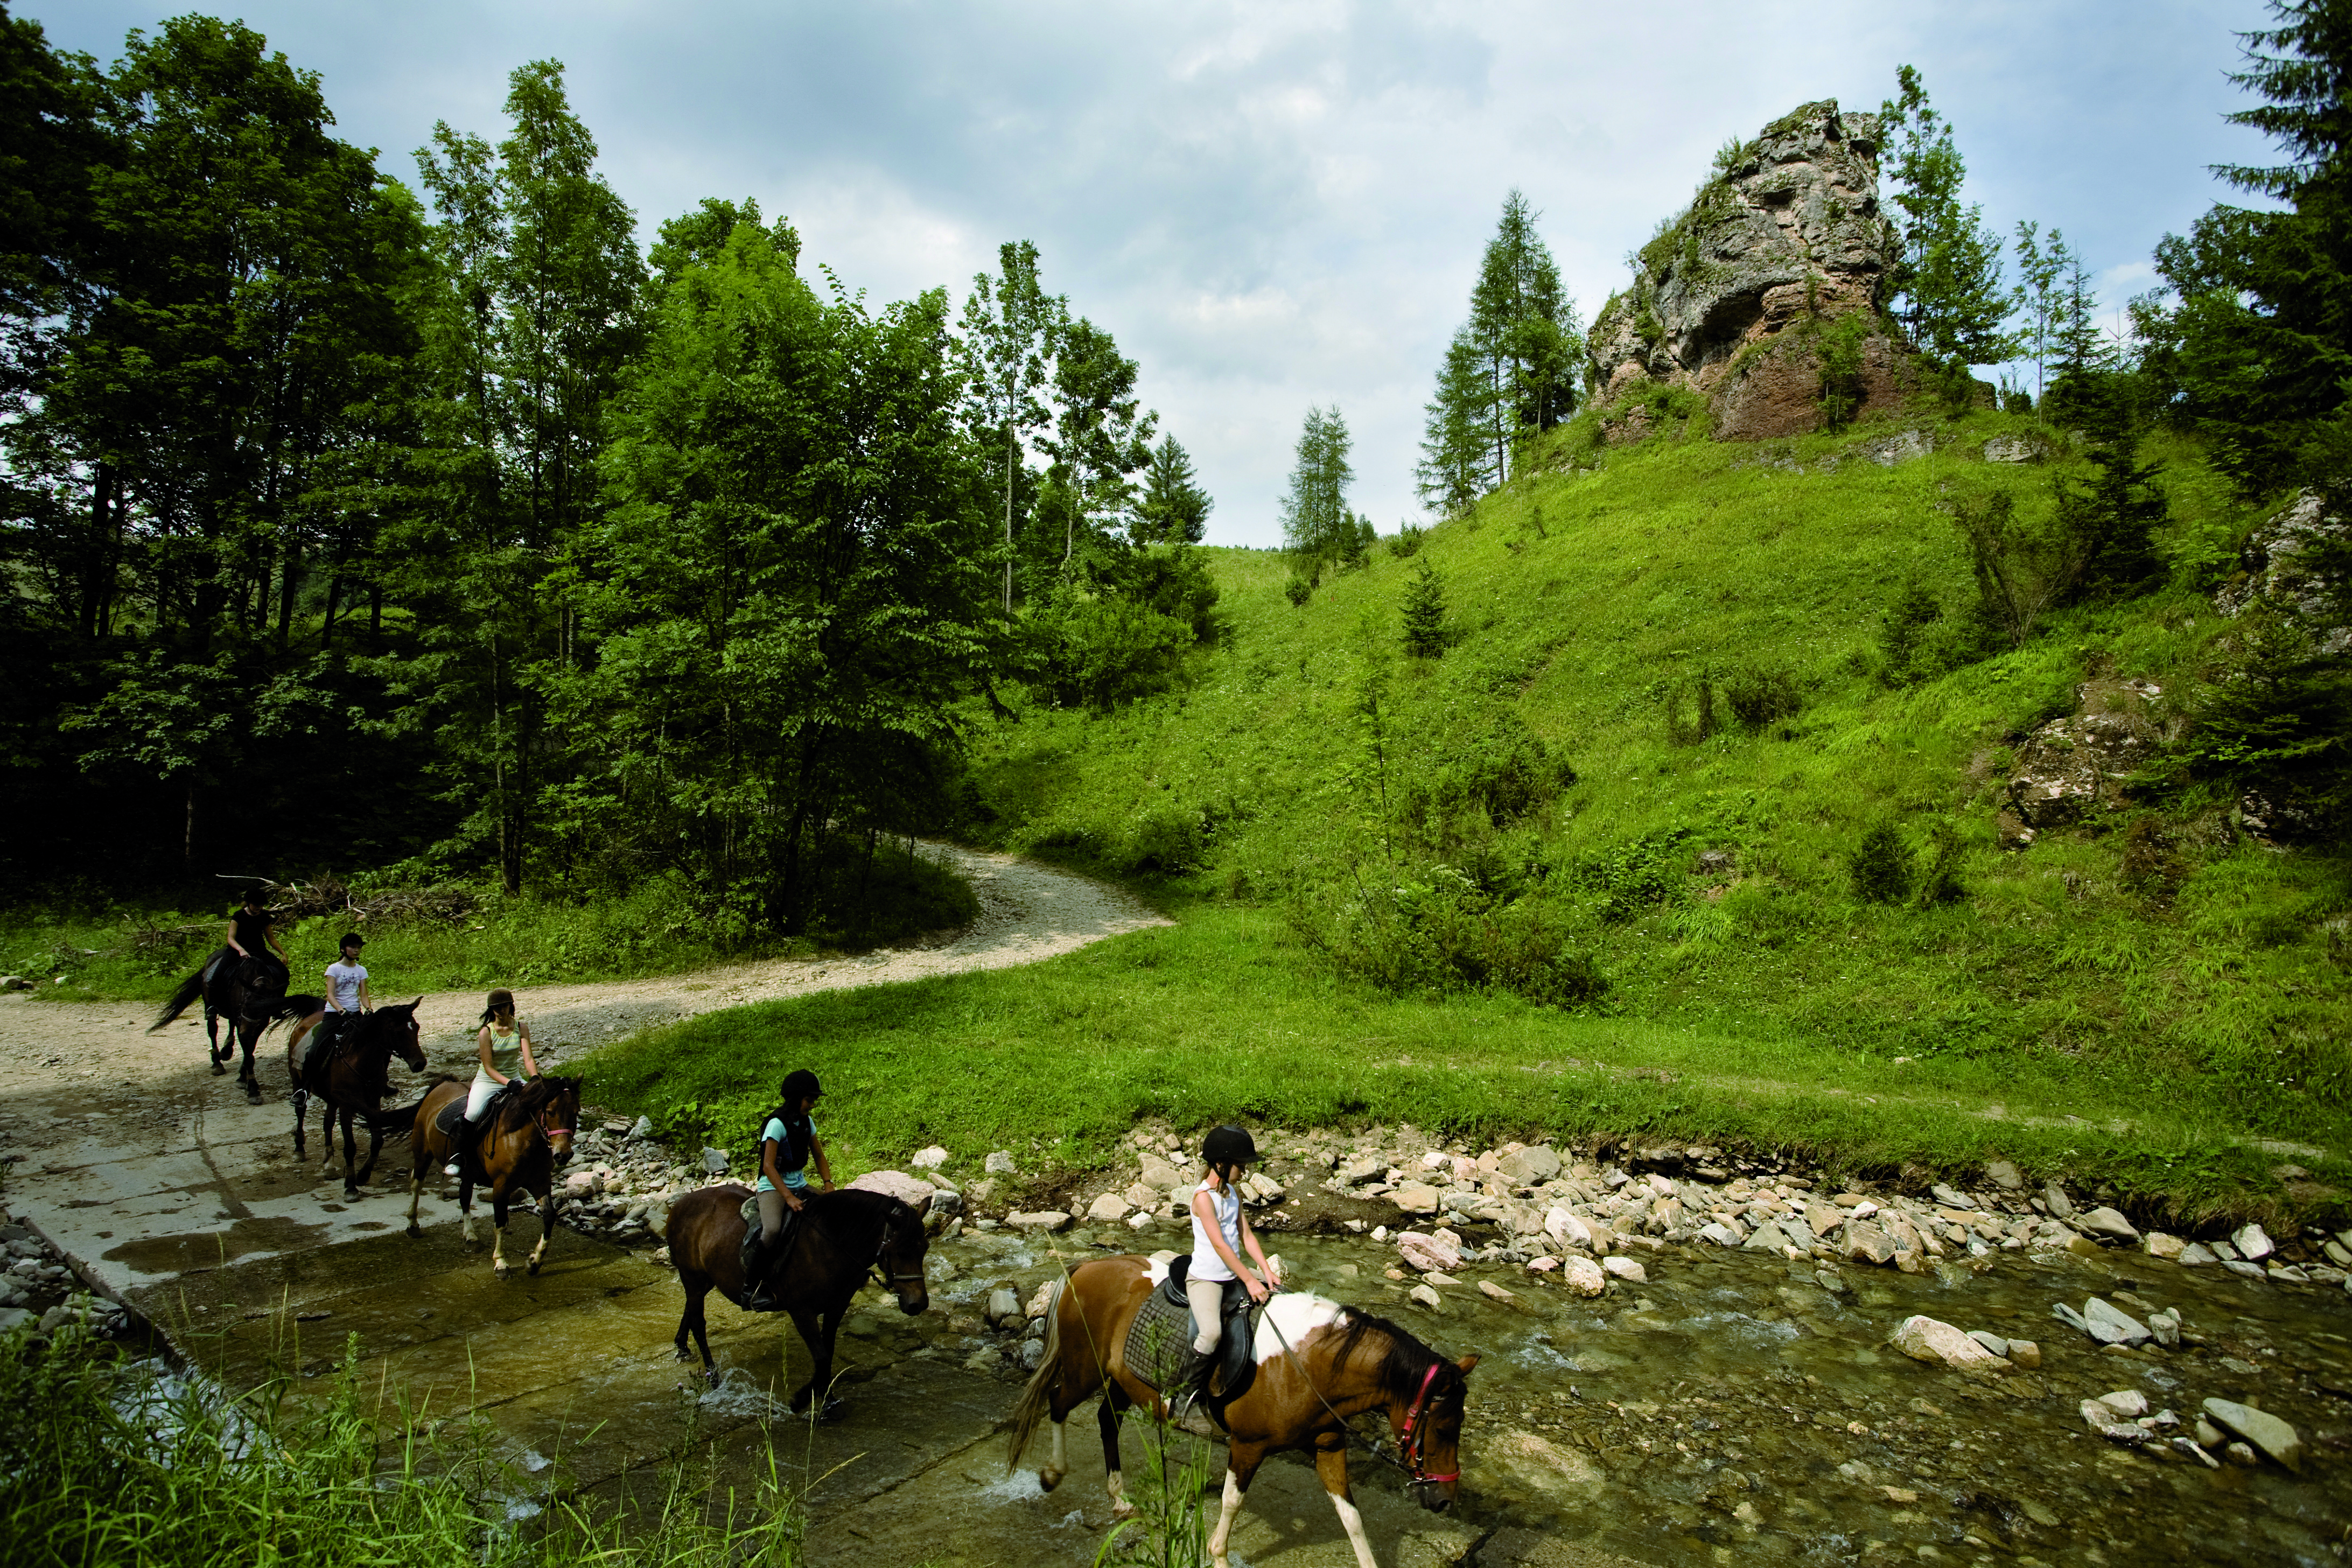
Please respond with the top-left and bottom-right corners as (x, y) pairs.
(0, 843), (1168, 1299)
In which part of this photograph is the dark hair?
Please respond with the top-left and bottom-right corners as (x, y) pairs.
(758, 1069), (822, 1175)
(338, 932), (365, 951)
(481, 988), (516, 1026)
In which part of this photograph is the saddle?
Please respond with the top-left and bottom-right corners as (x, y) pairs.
(1124, 1254), (1259, 1412)
(432, 1082), (512, 1139)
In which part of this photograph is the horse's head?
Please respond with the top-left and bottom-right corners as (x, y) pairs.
(876, 1196), (932, 1316)
(381, 998), (428, 1072)
(1397, 1352), (1478, 1512)
(533, 1075), (582, 1163)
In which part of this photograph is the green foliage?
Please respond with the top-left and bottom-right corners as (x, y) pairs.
(1284, 575), (1313, 608)
(1399, 557), (1447, 657)
(1317, 866), (1608, 1009)
(1723, 667), (1802, 730)
(958, 239), (1060, 611)
(1570, 829), (1692, 923)
(1849, 822), (1916, 903)
(2150, 603), (2352, 831)
(1280, 405), (1355, 563)
(1879, 65), (2016, 368)
(1812, 310), (1873, 431)
(1134, 435), (1214, 544)
(1915, 819), (1968, 907)
(1877, 577), (1945, 682)
(1419, 192), (1576, 512)
(0, 1326), (803, 1567)
(1122, 807), (1207, 876)
(1388, 523), (1426, 558)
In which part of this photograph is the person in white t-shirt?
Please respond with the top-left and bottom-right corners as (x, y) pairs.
(295, 933), (370, 1082)
(1179, 1124), (1281, 1414)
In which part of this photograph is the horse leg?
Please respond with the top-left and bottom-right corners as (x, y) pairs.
(356, 1119), (383, 1189)
(457, 1171), (479, 1249)
(1098, 1384), (1138, 1520)
(405, 1163), (426, 1238)
(238, 1023), (261, 1101)
(1207, 1444), (1269, 1568)
(341, 1109), (362, 1198)
(786, 1306), (845, 1417)
(527, 1186), (555, 1275)
(1314, 1442), (1378, 1568)
(490, 1186), (513, 1278)
(676, 1274), (716, 1383)
(206, 1004), (227, 1072)
(291, 1089), (309, 1159)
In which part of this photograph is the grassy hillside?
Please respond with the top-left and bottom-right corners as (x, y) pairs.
(582, 402), (2349, 1216)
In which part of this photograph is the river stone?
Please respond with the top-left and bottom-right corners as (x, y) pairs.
(700, 1147), (730, 1175)
(1019, 1336), (1046, 1370)
(1544, 1208), (1595, 1249)
(1392, 1182), (1443, 1215)
(910, 1145), (949, 1169)
(1479, 1430), (1608, 1507)
(1698, 1222), (1743, 1248)
(1968, 1330), (2010, 1358)
(2091, 1389), (2148, 1419)
(1408, 1283), (1442, 1308)
(1985, 1159), (2025, 1191)
(2005, 1339), (2041, 1369)
(1526, 1256), (1560, 1273)
(850, 1170), (936, 1208)
(985, 1287), (1019, 1326)
(1780, 1216), (1819, 1252)
(1805, 1203), (1845, 1237)
(984, 1150), (1017, 1175)
(1559, 1257), (1608, 1297)
(2042, 1183), (2074, 1219)
(1601, 1255), (1647, 1283)
(1479, 1279), (1516, 1302)
(1086, 1193), (1129, 1222)
(1121, 1182), (1159, 1209)
(1744, 1219), (1791, 1253)
(1845, 1223), (1896, 1265)
(2081, 1297), (2151, 1345)
(2144, 1231), (2186, 1261)
(1398, 1230), (1464, 1273)
(1497, 1146), (1561, 1186)
(2078, 1207), (2139, 1242)
(2222, 1258), (2268, 1280)
(2203, 1398), (2303, 1472)
(2147, 1308), (2181, 1348)
(2195, 1415), (2227, 1447)
(1931, 1184), (1975, 1210)
(1006, 1210), (1071, 1231)
(2233, 1223), (2274, 1261)
(1890, 1315), (2008, 1371)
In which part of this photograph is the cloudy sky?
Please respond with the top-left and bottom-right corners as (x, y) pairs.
(41, 1), (2280, 547)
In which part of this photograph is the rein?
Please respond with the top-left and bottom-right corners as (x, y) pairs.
(1261, 1312), (1458, 1489)
(856, 1203), (928, 1288)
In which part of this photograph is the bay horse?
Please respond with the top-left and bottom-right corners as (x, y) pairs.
(149, 949), (306, 1102)
(664, 1185), (931, 1416)
(1007, 1257), (1476, 1568)
(401, 1074), (580, 1278)
(280, 1000), (428, 1197)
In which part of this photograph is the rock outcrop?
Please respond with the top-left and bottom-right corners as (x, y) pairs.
(1996, 674), (2168, 847)
(1585, 101), (1910, 440)
(2216, 488), (2348, 655)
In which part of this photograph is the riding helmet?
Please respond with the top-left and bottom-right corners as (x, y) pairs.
(1202, 1124), (1257, 1168)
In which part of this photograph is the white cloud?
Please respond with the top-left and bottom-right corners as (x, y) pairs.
(40, 0), (2280, 545)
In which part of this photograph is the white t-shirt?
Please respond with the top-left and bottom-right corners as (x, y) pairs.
(325, 961), (368, 1013)
(1189, 1179), (1242, 1282)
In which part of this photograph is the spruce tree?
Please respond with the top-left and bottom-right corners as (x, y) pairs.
(1134, 433), (1212, 544)
(1400, 557), (1447, 657)
(1880, 66), (2015, 372)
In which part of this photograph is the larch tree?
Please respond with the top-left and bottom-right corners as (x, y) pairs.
(1880, 66), (2015, 372)
(957, 240), (1059, 611)
(1280, 405), (1354, 562)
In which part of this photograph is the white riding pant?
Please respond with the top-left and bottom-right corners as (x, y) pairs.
(1187, 1276), (1226, 1354)
(464, 1072), (501, 1122)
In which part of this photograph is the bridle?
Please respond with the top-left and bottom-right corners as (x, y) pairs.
(867, 1203), (929, 1290)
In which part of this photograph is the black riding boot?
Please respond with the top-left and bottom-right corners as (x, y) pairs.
(1174, 1346), (1218, 1419)
(744, 1233), (777, 1311)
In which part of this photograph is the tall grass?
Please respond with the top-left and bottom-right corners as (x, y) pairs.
(0, 1322), (802, 1568)
(1094, 1408), (1216, 1568)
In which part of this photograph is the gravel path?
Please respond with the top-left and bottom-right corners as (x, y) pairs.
(0, 843), (1168, 1135)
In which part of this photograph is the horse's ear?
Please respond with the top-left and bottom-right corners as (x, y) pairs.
(1455, 1354), (1480, 1376)
(409, 996), (424, 1010)
(915, 1193), (934, 1217)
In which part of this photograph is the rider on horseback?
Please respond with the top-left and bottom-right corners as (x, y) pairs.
(303, 932), (370, 1079)
(1179, 1124), (1282, 1417)
(448, 989), (540, 1178)
(215, 890), (290, 992)
(745, 1069), (834, 1311)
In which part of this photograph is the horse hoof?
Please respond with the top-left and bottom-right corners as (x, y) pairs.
(343, 1189), (360, 1201)
(817, 1397), (848, 1423)
(704, 1368), (720, 1389)
(1038, 1468), (1065, 1494)
(1110, 1499), (1138, 1522)
(404, 1225), (423, 1239)
(210, 1062), (226, 1076)
(493, 1262), (510, 1280)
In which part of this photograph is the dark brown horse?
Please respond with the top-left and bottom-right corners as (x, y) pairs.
(1007, 1257), (1476, 1568)
(279, 1000), (427, 1196)
(664, 1185), (931, 1416)
(402, 1074), (580, 1278)
(148, 950), (307, 1102)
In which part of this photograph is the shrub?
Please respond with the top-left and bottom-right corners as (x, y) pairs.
(1877, 578), (1944, 682)
(1122, 808), (1206, 876)
(1388, 523), (1425, 558)
(1814, 310), (1872, 430)
(1850, 822), (1916, 904)
(1028, 591), (1195, 710)
(1915, 820), (1968, 907)
(1284, 576), (1313, 607)
(1724, 666), (1802, 729)
(1400, 558), (1447, 656)
(1320, 869), (1607, 1009)
(1570, 829), (1692, 922)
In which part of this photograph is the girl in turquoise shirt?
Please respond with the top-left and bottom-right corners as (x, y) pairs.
(747, 1068), (833, 1309)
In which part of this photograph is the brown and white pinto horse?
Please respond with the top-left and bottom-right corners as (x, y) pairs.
(401, 1074), (579, 1277)
(1007, 1255), (1476, 1568)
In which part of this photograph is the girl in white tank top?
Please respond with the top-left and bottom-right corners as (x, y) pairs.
(1180, 1124), (1283, 1406)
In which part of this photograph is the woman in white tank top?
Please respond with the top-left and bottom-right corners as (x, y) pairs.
(448, 988), (541, 1175)
(1180, 1124), (1283, 1411)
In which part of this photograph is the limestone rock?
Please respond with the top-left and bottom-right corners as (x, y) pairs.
(2077, 1206), (2140, 1243)
(1966, 1330), (2010, 1358)
(1805, 1203), (1845, 1238)
(1391, 1182), (1442, 1215)
(2081, 1298), (2151, 1346)
(1984, 1158), (2025, 1191)
(1744, 1219), (1791, 1252)
(2202, 1398), (2303, 1473)
(1006, 1210), (1070, 1232)
(1397, 1230), (1464, 1274)
(1409, 1283), (1442, 1309)
(849, 1170), (936, 1208)
(1479, 1279), (1516, 1302)
(1890, 1315), (2008, 1371)
(1983, 434), (2049, 464)
(2233, 1223), (2274, 1261)
(1497, 1145), (1561, 1186)
(1086, 1192), (1130, 1223)
(909, 1145), (949, 1170)
(2005, 1339), (2041, 1369)
(1845, 1223), (1896, 1266)
(984, 1151), (1017, 1175)
(1544, 1208), (1595, 1250)
(1584, 100), (1907, 442)
(985, 1287), (1020, 1326)
(1559, 1256), (1608, 1298)
(1601, 1255), (1647, 1283)
(2144, 1231), (2186, 1261)
(700, 1147), (730, 1175)
(2007, 711), (2161, 830)
(2216, 488), (2350, 657)
(2041, 1182), (2074, 1219)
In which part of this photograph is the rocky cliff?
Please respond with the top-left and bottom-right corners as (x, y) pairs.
(1586, 101), (1912, 440)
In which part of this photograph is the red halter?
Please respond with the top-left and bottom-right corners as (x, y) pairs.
(1396, 1363), (1459, 1487)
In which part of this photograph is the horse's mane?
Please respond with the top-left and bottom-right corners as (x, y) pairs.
(496, 1073), (579, 1128)
(1328, 1309), (1465, 1408)
(807, 1186), (926, 1251)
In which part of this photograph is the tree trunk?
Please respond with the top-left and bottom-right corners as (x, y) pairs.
(278, 540), (300, 647)
(184, 780), (195, 869)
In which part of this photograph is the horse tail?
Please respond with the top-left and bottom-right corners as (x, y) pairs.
(1004, 1275), (1067, 1473)
(259, 994), (321, 1037)
(149, 968), (207, 1033)
(356, 1096), (426, 1142)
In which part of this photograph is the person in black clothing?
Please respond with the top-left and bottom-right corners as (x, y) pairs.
(213, 891), (291, 991)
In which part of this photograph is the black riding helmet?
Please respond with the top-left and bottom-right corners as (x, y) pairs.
(1202, 1124), (1257, 1169)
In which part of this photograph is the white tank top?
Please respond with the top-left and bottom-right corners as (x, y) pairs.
(1189, 1179), (1242, 1282)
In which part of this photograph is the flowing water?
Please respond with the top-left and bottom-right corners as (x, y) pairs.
(139, 1213), (2351, 1566)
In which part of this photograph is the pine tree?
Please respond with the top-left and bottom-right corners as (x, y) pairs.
(1419, 193), (1576, 513)
(1279, 405), (1353, 562)
(1134, 433), (1212, 544)
(1880, 66), (2016, 371)
(1399, 556), (1447, 657)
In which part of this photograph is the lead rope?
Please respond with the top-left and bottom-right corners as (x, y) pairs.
(1259, 1310), (1440, 1486)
